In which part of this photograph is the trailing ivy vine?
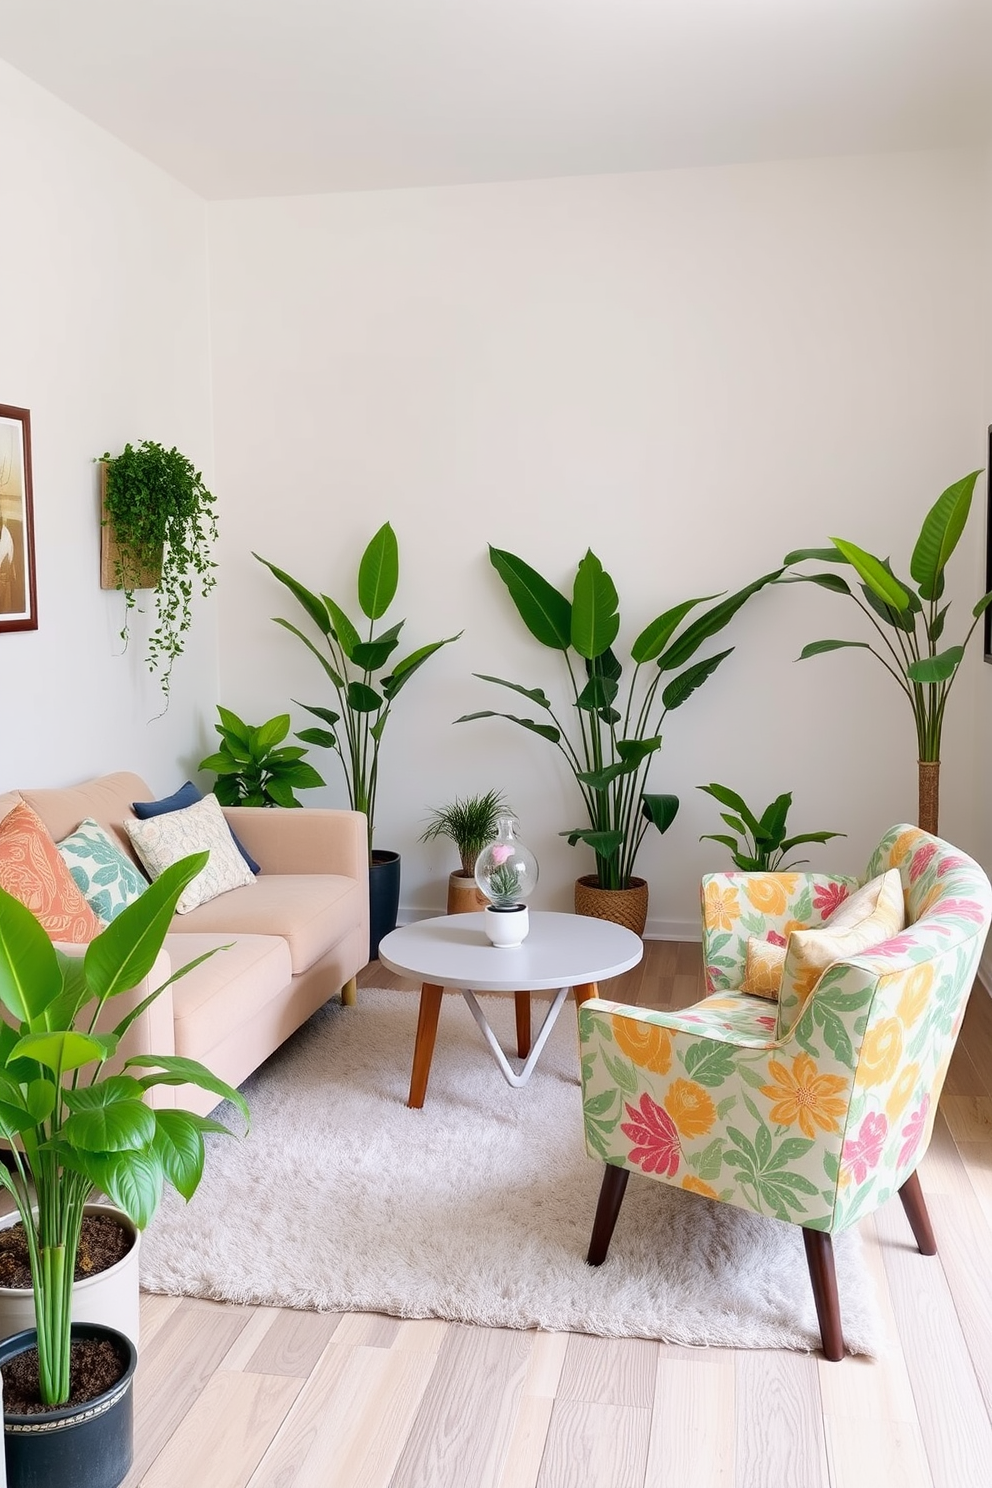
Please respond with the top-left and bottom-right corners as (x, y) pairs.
(101, 440), (219, 707)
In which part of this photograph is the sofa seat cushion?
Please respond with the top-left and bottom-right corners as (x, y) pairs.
(169, 874), (364, 974)
(165, 932), (293, 1059)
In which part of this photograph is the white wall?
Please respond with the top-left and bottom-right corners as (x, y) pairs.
(208, 150), (988, 935)
(0, 58), (217, 795)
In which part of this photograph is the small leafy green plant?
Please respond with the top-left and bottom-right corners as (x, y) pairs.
(199, 706), (326, 808)
(0, 854), (249, 1407)
(698, 783), (844, 871)
(419, 790), (509, 876)
(256, 523), (461, 860)
(101, 440), (219, 708)
(458, 546), (780, 890)
(485, 858), (521, 906)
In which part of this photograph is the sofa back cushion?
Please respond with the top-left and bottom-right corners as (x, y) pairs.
(19, 772), (152, 867)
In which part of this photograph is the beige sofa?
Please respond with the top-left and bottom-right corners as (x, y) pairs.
(0, 772), (369, 1116)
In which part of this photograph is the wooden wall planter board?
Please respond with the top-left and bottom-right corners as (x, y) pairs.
(99, 462), (162, 592)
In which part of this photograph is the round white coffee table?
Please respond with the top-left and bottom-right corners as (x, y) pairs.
(377, 910), (643, 1107)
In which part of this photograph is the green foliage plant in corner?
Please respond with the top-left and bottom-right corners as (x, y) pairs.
(0, 853), (249, 1407)
(101, 440), (219, 708)
(199, 705), (326, 808)
(255, 522), (462, 861)
(781, 470), (992, 834)
(697, 783), (845, 871)
(457, 546), (781, 891)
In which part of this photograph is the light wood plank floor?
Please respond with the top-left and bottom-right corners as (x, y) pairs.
(119, 942), (992, 1488)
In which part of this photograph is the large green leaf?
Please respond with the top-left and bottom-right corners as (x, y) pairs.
(61, 1086), (156, 1153)
(571, 550), (620, 660)
(798, 639), (874, 660)
(84, 853), (209, 1003)
(11, 1029), (106, 1073)
(128, 1054), (250, 1128)
(972, 590), (992, 619)
(642, 794), (679, 834)
(346, 681), (383, 712)
(380, 635), (461, 700)
(560, 827), (624, 858)
(322, 596), (361, 658)
(489, 547), (572, 650)
(661, 649), (732, 710)
(273, 618), (344, 689)
(776, 572), (851, 595)
(859, 583), (914, 633)
(70, 1146), (164, 1230)
(469, 675), (553, 709)
(829, 538), (909, 609)
(358, 523), (399, 620)
(756, 792), (791, 849)
(455, 710), (560, 744)
(254, 554), (331, 636)
(630, 595), (721, 663)
(152, 1109), (232, 1202)
(0, 1071), (37, 1139)
(297, 702), (341, 728)
(0, 885), (62, 1024)
(616, 737), (662, 767)
(352, 635), (400, 671)
(906, 646), (964, 683)
(656, 571), (780, 672)
(575, 674), (620, 712)
(295, 726), (337, 750)
(783, 547), (851, 565)
(216, 706), (251, 746)
(253, 714), (291, 752)
(910, 471), (980, 601)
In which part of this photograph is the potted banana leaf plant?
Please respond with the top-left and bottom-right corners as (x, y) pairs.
(458, 546), (780, 933)
(0, 853), (248, 1488)
(781, 470), (992, 834)
(256, 522), (461, 957)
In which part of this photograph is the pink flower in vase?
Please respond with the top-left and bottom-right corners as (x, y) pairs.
(490, 845), (513, 865)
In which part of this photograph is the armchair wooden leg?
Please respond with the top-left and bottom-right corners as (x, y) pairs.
(802, 1228), (844, 1362)
(341, 977), (357, 1007)
(587, 1165), (630, 1266)
(898, 1169), (937, 1256)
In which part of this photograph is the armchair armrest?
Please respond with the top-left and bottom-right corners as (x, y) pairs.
(701, 872), (859, 993)
(221, 807), (369, 882)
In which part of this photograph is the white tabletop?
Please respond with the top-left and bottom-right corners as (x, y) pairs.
(377, 910), (643, 992)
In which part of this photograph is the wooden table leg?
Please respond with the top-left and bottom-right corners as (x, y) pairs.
(514, 992), (531, 1058)
(408, 982), (444, 1108)
(573, 982), (599, 1025)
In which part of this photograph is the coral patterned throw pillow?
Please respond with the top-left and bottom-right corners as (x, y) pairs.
(0, 801), (103, 943)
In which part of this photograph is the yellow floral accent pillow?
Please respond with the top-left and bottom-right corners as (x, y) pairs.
(779, 868), (905, 1019)
(741, 937), (787, 1000)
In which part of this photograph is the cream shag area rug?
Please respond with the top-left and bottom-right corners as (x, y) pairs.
(140, 988), (885, 1355)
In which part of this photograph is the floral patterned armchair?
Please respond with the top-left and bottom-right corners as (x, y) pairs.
(579, 825), (991, 1359)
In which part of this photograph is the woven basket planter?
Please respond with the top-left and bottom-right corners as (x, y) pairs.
(574, 875), (648, 936)
(446, 871), (488, 915)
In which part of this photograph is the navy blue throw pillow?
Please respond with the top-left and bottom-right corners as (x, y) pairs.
(131, 782), (262, 876)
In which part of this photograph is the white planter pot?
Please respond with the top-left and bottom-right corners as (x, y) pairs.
(0, 1204), (140, 1347)
(484, 903), (529, 948)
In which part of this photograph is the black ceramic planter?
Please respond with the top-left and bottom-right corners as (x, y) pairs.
(1, 1324), (137, 1488)
(369, 850), (401, 960)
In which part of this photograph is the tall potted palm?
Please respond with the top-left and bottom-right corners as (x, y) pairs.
(0, 854), (248, 1488)
(419, 790), (509, 913)
(458, 546), (780, 933)
(782, 470), (992, 834)
(256, 522), (461, 957)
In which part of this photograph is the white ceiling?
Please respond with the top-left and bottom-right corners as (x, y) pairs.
(0, 0), (988, 200)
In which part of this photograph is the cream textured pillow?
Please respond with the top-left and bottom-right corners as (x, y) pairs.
(741, 938), (787, 1000)
(124, 793), (254, 914)
(778, 868), (905, 1019)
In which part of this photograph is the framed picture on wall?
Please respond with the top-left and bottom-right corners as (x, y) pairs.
(0, 404), (38, 633)
(986, 424), (992, 663)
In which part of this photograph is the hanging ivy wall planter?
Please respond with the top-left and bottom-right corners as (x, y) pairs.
(99, 440), (218, 708)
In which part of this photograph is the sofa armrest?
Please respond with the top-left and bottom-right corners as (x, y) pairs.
(221, 807), (369, 882)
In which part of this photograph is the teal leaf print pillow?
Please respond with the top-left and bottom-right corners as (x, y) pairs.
(57, 817), (148, 925)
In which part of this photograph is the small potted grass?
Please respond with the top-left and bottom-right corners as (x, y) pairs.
(419, 790), (509, 914)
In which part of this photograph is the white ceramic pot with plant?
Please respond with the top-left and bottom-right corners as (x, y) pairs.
(0, 1204), (140, 1347)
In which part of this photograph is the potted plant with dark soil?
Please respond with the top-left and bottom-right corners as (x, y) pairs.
(99, 439), (219, 711)
(0, 853), (249, 1488)
(419, 789), (509, 913)
(256, 522), (461, 958)
(198, 705), (326, 808)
